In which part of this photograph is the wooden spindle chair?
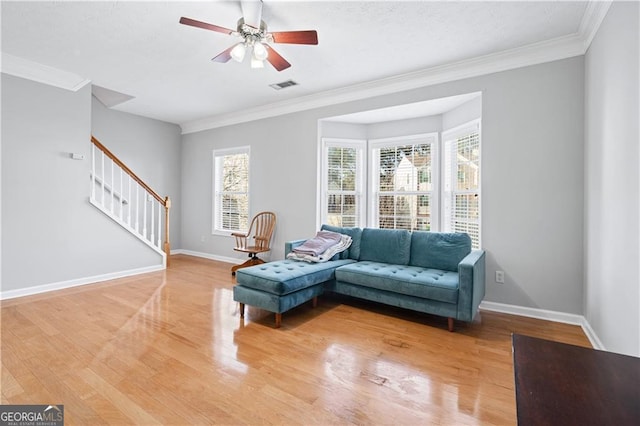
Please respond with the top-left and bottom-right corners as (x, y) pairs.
(231, 211), (276, 275)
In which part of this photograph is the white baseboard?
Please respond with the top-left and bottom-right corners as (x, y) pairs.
(480, 300), (605, 350)
(578, 316), (606, 351)
(1, 257), (607, 352)
(0, 264), (165, 301)
(171, 249), (242, 265)
(480, 301), (584, 324)
(1, 251), (240, 301)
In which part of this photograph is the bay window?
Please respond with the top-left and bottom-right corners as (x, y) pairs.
(319, 120), (481, 248)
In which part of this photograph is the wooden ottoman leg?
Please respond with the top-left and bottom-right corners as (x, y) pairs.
(312, 296), (318, 308)
(275, 313), (282, 328)
(239, 303), (245, 318)
(448, 317), (454, 332)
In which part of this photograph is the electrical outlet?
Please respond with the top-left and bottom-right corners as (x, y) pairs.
(200, 235), (206, 242)
(496, 270), (505, 284)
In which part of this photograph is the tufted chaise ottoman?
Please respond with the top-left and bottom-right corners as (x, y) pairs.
(233, 258), (355, 327)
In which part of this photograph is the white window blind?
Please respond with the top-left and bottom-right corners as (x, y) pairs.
(213, 147), (250, 233)
(321, 139), (365, 227)
(443, 121), (481, 248)
(319, 121), (481, 248)
(371, 134), (437, 231)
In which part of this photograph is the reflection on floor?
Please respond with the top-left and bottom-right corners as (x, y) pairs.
(1, 254), (591, 424)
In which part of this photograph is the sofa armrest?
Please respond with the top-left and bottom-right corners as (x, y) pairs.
(457, 249), (486, 322)
(285, 239), (308, 256)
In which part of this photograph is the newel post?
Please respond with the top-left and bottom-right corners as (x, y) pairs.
(164, 196), (171, 267)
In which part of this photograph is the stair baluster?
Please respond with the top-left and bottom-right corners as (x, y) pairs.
(110, 159), (115, 214)
(89, 136), (171, 266)
(128, 176), (132, 228)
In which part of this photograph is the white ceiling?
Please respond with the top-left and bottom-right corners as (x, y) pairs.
(1, 1), (597, 131)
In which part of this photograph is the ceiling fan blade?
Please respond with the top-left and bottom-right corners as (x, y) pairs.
(265, 45), (291, 71)
(270, 30), (318, 45)
(211, 44), (238, 63)
(241, 0), (263, 29)
(179, 17), (234, 35)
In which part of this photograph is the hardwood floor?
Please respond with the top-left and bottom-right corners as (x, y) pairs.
(1, 255), (591, 425)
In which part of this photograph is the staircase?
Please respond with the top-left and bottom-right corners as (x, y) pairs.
(89, 136), (171, 266)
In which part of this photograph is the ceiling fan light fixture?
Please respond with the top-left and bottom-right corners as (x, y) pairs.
(253, 41), (268, 61)
(230, 43), (246, 62)
(250, 56), (265, 69)
(180, 7), (318, 72)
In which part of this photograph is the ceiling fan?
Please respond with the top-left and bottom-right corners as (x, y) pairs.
(179, 0), (318, 71)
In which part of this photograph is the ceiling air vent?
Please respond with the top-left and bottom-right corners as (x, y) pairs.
(269, 80), (298, 90)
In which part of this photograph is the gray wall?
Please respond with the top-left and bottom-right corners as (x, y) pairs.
(182, 115), (317, 262)
(319, 121), (367, 140)
(91, 97), (182, 249)
(181, 56), (586, 315)
(584, 2), (639, 356)
(1, 75), (165, 292)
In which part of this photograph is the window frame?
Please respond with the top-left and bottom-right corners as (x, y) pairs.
(317, 121), (481, 248)
(368, 133), (440, 231)
(212, 146), (250, 236)
(441, 119), (482, 248)
(318, 138), (366, 228)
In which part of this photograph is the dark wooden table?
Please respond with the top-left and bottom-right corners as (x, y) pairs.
(512, 333), (640, 426)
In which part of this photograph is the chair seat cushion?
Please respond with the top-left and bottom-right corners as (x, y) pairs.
(236, 259), (356, 296)
(335, 261), (459, 304)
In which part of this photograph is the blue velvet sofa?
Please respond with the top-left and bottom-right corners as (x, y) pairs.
(233, 225), (486, 331)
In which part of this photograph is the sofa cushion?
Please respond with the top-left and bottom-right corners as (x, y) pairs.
(320, 224), (362, 260)
(236, 259), (355, 295)
(335, 261), (459, 304)
(409, 232), (472, 272)
(359, 228), (411, 265)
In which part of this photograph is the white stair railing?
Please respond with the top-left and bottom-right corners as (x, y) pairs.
(89, 136), (171, 265)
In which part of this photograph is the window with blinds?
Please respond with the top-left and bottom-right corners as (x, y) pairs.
(319, 120), (481, 248)
(321, 139), (365, 227)
(372, 136), (436, 231)
(443, 123), (481, 248)
(213, 147), (250, 233)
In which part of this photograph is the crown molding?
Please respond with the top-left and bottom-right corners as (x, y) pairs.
(181, 0), (612, 135)
(1, 2), (611, 132)
(579, 0), (613, 50)
(1, 53), (91, 92)
(180, 32), (585, 134)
